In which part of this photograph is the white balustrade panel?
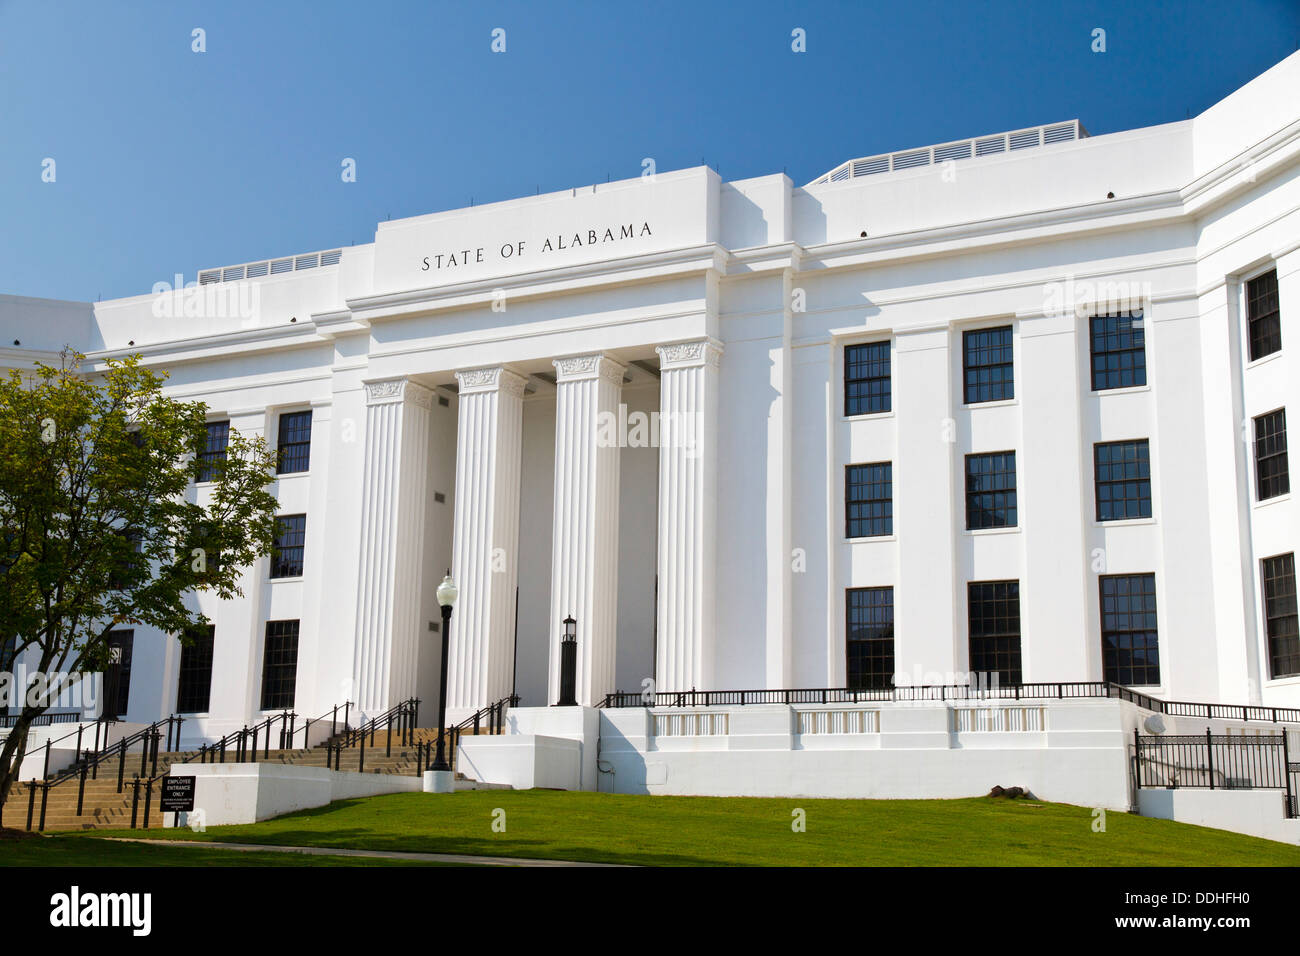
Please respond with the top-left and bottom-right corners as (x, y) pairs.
(951, 706), (1046, 733)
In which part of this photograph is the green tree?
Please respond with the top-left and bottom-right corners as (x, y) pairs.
(0, 351), (280, 805)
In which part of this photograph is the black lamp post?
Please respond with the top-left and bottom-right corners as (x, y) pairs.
(432, 571), (458, 772)
(557, 615), (578, 707)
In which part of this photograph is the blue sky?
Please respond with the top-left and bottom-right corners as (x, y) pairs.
(2, 0), (1298, 302)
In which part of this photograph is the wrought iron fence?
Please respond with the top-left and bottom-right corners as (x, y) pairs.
(1133, 728), (1296, 818)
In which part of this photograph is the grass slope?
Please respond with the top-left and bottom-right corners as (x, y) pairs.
(51, 790), (1300, 867)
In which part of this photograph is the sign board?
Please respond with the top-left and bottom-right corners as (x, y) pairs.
(160, 775), (195, 813)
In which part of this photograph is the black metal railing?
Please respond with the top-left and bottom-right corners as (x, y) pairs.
(415, 695), (518, 774)
(602, 681), (1300, 725)
(4, 715), (186, 832)
(1133, 728), (1296, 817)
(323, 698), (419, 774)
(0, 711), (81, 729)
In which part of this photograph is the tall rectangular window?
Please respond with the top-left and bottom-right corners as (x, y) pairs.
(845, 341), (891, 416)
(1246, 269), (1281, 362)
(847, 587), (894, 690)
(1090, 310), (1147, 390)
(968, 581), (1021, 685)
(846, 462), (893, 538)
(176, 625), (215, 714)
(107, 630), (134, 718)
(197, 420), (230, 482)
(260, 620), (300, 710)
(276, 410), (313, 475)
(1094, 439), (1152, 521)
(963, 326), (1014, 404)
(1100, 574), (1160, 686)
(1262, 553), (1298, 679)
(1253, 408), (1289, 501)
(965, 451), (1018, 529)
(270, 514), (306, 579)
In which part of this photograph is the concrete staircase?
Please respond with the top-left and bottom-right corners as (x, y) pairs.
(2, 726), (479, 832)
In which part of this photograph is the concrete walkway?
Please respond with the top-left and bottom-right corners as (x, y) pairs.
(105, 838), (628, 867)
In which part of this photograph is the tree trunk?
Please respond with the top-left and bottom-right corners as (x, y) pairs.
(0, 714), (35, 810)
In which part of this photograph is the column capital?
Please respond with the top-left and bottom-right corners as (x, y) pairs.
(553, 353), (627, 385)
(363, 377), (434, 409)
(655, 338), (723, 371)
(455, 366), (528, 397)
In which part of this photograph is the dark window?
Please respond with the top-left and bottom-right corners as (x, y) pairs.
(1090, 310), (1147, 390)
(847, 587), (895, 690)
(270, 514), (306, 579)
(965, 451), (1018, 529)
(963, 326), (1014, 404)
(108, 530), (144, 591)
(107, 630), (134, 718)
(1254, 408), (1289, 501)
(846, 462), (893, 538)
(1246, 269), (1281, 362)
(968, 581), (1021, 685)
(277, 411), (313, 475)
(176, 625), (215, 714)
(197, 421), (230, 482)
(1263, 553), (1299, 679)
(1100, 574), (1160, 685)
(1094, 440), (1152, 521)
(845, 341), (891, 416)
(260, 621), (300, 710)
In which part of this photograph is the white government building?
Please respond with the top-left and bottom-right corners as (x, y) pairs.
(4, 52), (1300, 819)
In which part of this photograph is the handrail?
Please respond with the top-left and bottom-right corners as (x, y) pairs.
(323, 698), (419, 773)
(601, 681), (1300, 725)
(415, 695), (519, 775)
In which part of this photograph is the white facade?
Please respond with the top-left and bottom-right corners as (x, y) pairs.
(4, 52), (1300, 740)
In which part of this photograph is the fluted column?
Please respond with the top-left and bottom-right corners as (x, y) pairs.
(352, 378), (433, 715)
(548, 354), (626, 706)
(446, 366), (527, 716)
(654, 339), (722, 692)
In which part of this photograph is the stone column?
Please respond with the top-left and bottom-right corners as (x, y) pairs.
(446, 366), (527, 718)
(654, 339), (722, 692)
(548, 353), (626, 706)
(352, 378), (433, 716)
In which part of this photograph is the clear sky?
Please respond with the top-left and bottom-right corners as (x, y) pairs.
(2, 0), (1298, 302)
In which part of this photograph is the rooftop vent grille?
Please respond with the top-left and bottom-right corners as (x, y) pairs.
(197, 247), (344, 286)
(808, 119), (1088, 186)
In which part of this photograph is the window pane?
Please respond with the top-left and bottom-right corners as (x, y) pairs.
(965, 451), (1018, 529)
(1100, 574), (1160, 685)
(107, 630), (134, 718)
(963, 326), (1014, 404)
(277, 411), (313, 474)
(1094, 440), (1152, 520)
(260, 621), (300, 710)
(1089, 311), (1147, 390)
(845, 341), (891, 416)
(176, 625), (215, 714)
(1263, 553), (1299, 679)
(270, 514), (307, 578)
(847, 587), (894, 690)
(1253, 408), (1289, 501)
(197, 421), (230, 482)
(846, 462), (893, 537)
(967, 581), (1021, 685)
(1247, 269), (1281, 362)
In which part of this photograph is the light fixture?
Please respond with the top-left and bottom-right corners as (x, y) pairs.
(437, 572), (458, 608)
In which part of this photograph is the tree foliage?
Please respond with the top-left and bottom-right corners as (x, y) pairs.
(0, 351), (280, 804)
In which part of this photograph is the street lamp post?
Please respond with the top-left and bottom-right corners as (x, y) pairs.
(557, 615), (578, 707)
(433, 571), (458, 772)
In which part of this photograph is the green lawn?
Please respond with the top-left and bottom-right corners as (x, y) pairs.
(44, 790), (1300, 866)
